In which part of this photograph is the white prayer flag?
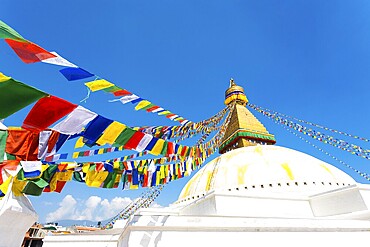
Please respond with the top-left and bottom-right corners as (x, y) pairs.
(135, 134), (153, 152)
(38, 130), (52, 159)
(41, 51), (78, 67)
(119, 94), (140, 104)
(152, 107), (164, 113)
(169, 114), (179, 120)
(20, 161), (42, 172)
(52, 105), (98, 135)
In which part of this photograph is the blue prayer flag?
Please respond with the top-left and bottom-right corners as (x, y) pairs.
(83, 115), (113, 145)
(59, 67), (94, 81)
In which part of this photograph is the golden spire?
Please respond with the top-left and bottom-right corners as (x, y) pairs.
(219, 79), (276, 154)
(224, 78), (248, 106)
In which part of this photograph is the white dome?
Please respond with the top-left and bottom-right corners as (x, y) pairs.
(178, 145), (356, 202)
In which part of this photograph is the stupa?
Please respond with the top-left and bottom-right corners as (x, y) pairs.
(43, 81), (370, 247)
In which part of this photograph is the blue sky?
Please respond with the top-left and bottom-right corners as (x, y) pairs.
(2, 0), (370, 223)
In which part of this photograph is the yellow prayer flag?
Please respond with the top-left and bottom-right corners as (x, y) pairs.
(160, 165), (165, 179)
(96, 121), (127, 145)
(149, 139), (165, 156)
(130, 184), (139, 190)
(0, 176), (12, 195)
(176, 145), (183, 155)
(113, 161), (120, 169)
(156, 171), (160, 185)
(82, 163), (90, 173)
(85, 79), (114, 92)
(135, 100), (152, 111)
(85, 170), (109, 187)
(158, 110), (171, 115)
(75, 136), (85, 149)
(12, 177), (27, 196)
(0, 72), (11, 83)
(49, 170), (73, 192)
(72, 152), (79, 159)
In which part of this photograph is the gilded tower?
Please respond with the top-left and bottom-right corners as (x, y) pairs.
(218, 79), (276, 154)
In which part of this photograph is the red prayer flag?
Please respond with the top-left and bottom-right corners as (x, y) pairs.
(113, 89), (132, 96)
(47, 131), (60, 153)
(181, 146), (188, 157)
(95, 163), (104, 171)
(166, 142), (174, 157)
(22, 95), (77, 132)
(5, 39), (56, 64)
(54, 181), (67, 193)
(124, 131), (145, 150)
(146, 105), (160, 112)
(165, 114), (176, 119)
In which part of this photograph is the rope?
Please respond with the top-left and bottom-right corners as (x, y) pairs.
(248, 104), (370, 159)
(249, 103), (370, 142)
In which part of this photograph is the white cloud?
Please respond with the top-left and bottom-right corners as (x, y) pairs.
(45, 195), (77, 222)
(45, 194), (161, 222)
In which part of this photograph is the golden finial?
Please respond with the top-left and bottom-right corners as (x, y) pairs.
(224, 78), (248, 106)
(230, 78), (236, 87)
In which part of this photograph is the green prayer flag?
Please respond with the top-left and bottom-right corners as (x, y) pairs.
(103, 85), (122, 93)
(0, 78), (48, 118)
(22, 178), (49, 196)
(160, 141), (168, 156)
(6, 153), (16, 160)
(0, 20), (26, 41)
(17, 169), (25, 181)
(0, 130), (7, 162)
(141, 103), (155, 111)
(113, 128), (136, 147)
(42, 165), (58, 182)
(103, 171), (118, 188)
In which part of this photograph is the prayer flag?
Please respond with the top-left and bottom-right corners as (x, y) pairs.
(5, 39), (56, 63)
(152, 107), (164, 113)
(52, 105), (97, 135)
(85, 170), (108, 187)
(119, 94), (140, 104)
(0, 175), (11, 197)
(96, 121), (126, 145)
(135, 100), (152, 111)
(59, 67), (94, 81)
(6, 128), (39, 160)
(23, 95), (77, 132)
(85, 79), (114, 92)
(41, 51), (78, 67)
(124, 131), (145, 150)
(158, 110), (171, 116)
(149, 138), (165, 156)
(113, 89), (131, 96)
(146, 105), (160, 112)
(103, 171), (118, 188)
(113, 128), (136, 147)
(38, 130), (52, 160)
(136, 134), (153, 152)
(83, 115), (113, 145)
(22, 178), (49, 196)
(101, 85), (120, 93)
(166, 141), (175, 157)
(74, 136), (85, 148)
(0, 77), (47, 119)
(0, 20), (26, 41)
(0, 130), (7, 162)
(20, 161), (42, 178)
(0, 72), (11, 83)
